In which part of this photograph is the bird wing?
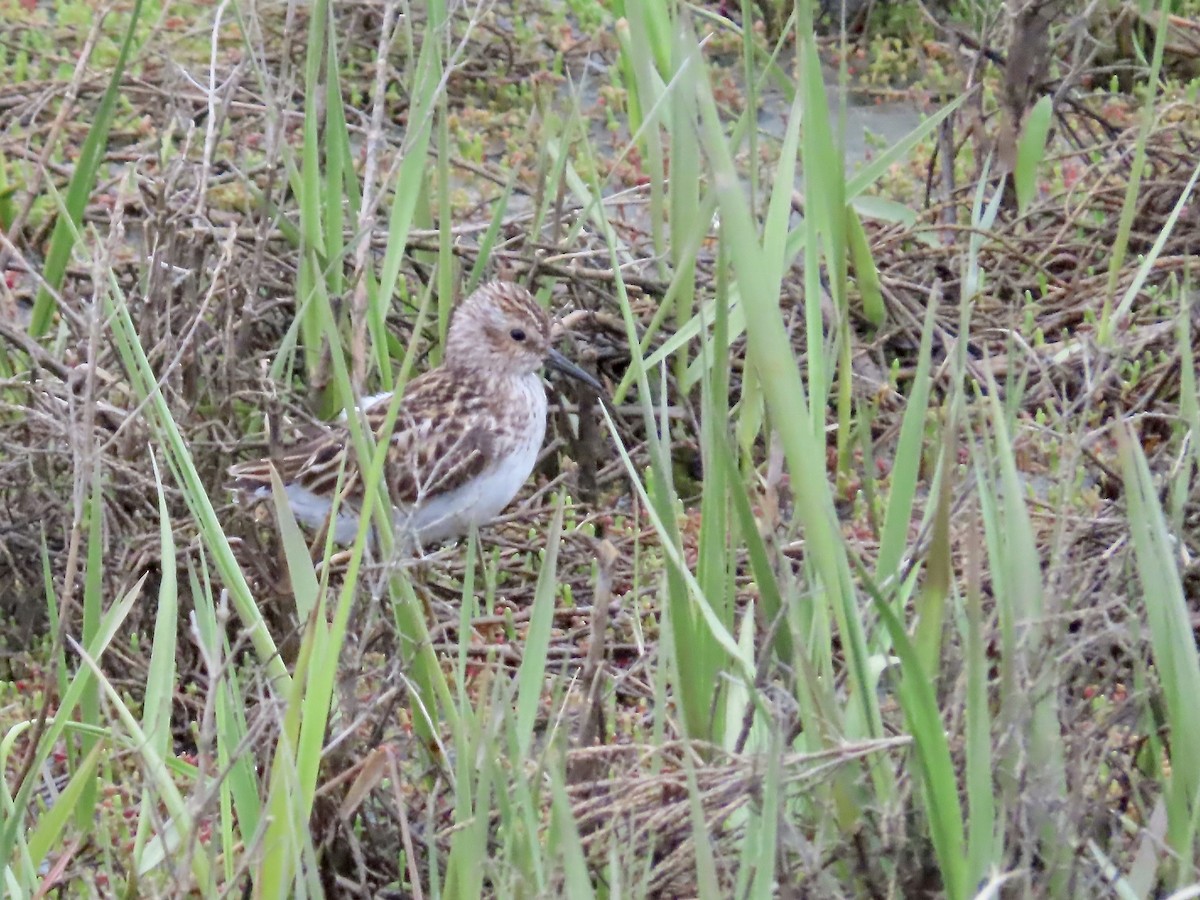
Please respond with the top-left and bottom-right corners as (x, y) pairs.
(228, 370), (498, 507)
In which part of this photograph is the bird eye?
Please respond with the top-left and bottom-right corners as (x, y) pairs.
(509, 328), (526, 342)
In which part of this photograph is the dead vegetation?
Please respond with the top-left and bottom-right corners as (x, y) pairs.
(2, 0), (1200, 894)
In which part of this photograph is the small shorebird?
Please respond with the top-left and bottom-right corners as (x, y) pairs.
(229, 281), (603, 550)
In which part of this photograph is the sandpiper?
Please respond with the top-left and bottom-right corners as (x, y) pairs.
(229, 281), (602, 549)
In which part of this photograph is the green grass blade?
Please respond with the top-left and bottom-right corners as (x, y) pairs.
(686, 19), (880, 746)
(1118, 425), (1200, 881)
(846, 204), (885, 327)
(549, 762), (596, 900)
(0, 578), (144, 877)
(1098, 2), (1169, 341)
(73, 642), (210, 889)
(132, 453), (180, 869)
(964, 521), (997, 884)
(29, 0), (145, 335)
(1111, 156), (1200, 326)
(187, 562), (260, 881)
(26, 741), (104, 875)
(74, 458), (104, 831)
(875, 292), (938, 586)
(516, 502), (564, 758)
(870, 590), (968, 899)
(103, 284), (289, 691)
(1013, 96), (1053, 215)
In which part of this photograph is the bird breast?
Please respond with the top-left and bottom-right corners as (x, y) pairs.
(404, 373), (548, 545)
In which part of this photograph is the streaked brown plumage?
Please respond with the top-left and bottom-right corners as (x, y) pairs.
(229, 281), (601, 548)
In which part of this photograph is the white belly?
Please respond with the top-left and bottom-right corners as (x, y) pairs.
(403, 434), (542, 544)
(276, 374), (549, 550)
(404, 374), (547, 546)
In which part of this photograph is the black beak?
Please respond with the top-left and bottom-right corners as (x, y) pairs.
(545, 347), (605, 395)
